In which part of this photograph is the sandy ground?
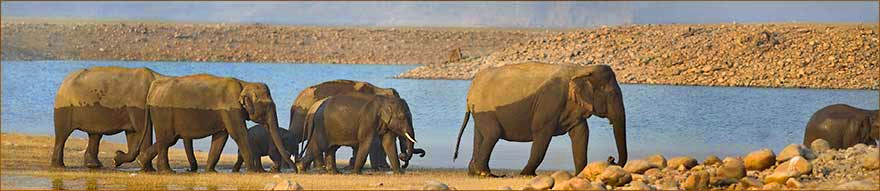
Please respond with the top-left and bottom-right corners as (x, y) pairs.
(0, 133), (534, 190)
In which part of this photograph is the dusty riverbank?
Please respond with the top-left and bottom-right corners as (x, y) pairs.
(1, 133), (878, 190)
(399, 23), (879, 90)
(0, 18), (553, 65)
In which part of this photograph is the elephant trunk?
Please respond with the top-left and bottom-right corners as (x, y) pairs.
(265, 104), (297, 170)
(609, 86), (627, 167)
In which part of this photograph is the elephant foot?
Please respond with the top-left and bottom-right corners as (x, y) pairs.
(113, 150), (131, 167)
(207, 168), (219, 173)
(518, 172), (538, 177)
(470, 171), (504, 178)
(84, 160), (103, 169)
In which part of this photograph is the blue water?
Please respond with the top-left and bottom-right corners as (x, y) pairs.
(2, 60), (877, 171)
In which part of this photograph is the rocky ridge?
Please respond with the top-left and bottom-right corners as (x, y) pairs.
(398, 23), (879, 89)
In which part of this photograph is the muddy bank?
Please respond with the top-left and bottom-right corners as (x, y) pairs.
(398, 23), (879, 90)
(1, 19), (552, 64)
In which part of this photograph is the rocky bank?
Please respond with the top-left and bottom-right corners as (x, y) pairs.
(1, 19), (551, 64)
(398, 23), (879, 89)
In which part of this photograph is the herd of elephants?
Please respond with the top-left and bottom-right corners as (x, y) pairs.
(50, 61), (879, 177)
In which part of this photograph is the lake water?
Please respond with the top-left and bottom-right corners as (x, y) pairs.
(2, 60), (877, 171)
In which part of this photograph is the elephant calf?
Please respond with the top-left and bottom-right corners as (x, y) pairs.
(181, 125), (297, 172)
(804, 104), (879, 149)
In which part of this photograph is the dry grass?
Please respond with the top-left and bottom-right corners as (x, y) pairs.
(1, 133), (533, 190)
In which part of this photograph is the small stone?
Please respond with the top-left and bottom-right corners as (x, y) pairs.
(744, 149), (775, 171)
(811, 139), (831, 152)
(271, 180), (303, 191)
(598, 165), (632, 187)
(739, 177), (763, 189)
(785, 178), (803, 188)
(645, 154), (667, 169)
(764, 156), (812, 184)
(777, 144), (816, 162)
(667, 157), (698, 170)
(551, 170), (573, 182)
(861, 150), (879, 170)
(623, 160), (656, 174)
(622, 181), (655, 190)
(703, 155), (721, 166)
(834, 180), (878, 190)
(643, 168), (661, 177)
(716, 157), (746, 180)
(660, 178), (680, 190)
(579, 161), (610, 179)
(422, 180), (450, 190)
(761, 182), (784, 190)
(528, 175), (555, 190)
(682, 171), (710, 190)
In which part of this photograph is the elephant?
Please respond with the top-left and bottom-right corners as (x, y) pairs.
(138, 74), (294, 173)
(178, 125), (297, 173)
(453, 62), (628, 177)
(803, 104), (879, 149)
(300, 92), (417, 174)
(52, 66), (166, 169)
(289, 80), (424, 171)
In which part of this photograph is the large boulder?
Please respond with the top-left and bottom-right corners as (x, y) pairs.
(810, 139), (831, 152)
(861, 150), (879, 170)
(598, 166), (632, 187)
(528, 175), (555, 190)
(764, 156), (812, 184)
(645, 154), (668, 169)
(579, 161), (610, 179)
(623, 160), (656, 174)
(703, 155), (721, 166)
(777, 144), (817, 162)
(682, 171), (710, 190)
(744, 149), (776, 171)
(716, 157), (746, 180)
(667, 157), (698, 170)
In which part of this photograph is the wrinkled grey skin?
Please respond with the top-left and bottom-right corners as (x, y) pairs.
(803, 104), (879, 149)
(179, 125), (297, 172)
(300, 92), (417, 174)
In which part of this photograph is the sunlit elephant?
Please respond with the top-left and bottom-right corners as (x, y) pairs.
(53, 66), (167, 169)
(138, 74), (294, 173)
(803, 104), (879, 149)
(454, 62), (628, 177)
(300, 92), (417, 174)
(290, 80), (423, 170)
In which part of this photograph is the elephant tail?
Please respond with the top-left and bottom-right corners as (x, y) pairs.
(453, 105), (472, 161)
(299, 97), (329, 159)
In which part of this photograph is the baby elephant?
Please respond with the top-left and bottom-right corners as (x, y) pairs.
(302, 92), (418, 174)
(230, 125), (296, 172)
(804, 104), (879, 149)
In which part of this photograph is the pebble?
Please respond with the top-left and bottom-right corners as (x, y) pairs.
(716, 157), (746, 180)
(598, 165), (632, 187)
(578, 161), (610, 179)
(682, 171), (710, 190)
(811, 139), (832, 152)
(777, 144), (817, 162)
(785, 178), (804, 188)
(622, 181), (655, 190)
(623, 159), (656, 174)
(765, 156), (812, 184)
(703, 155), (721, 166)
(422, 180), (450, 190)
(744, 148), (776, 171)
(667, 157), (698, 170)
(527, 175), (555, 190)
(739, 177), (763, 189)
(550, 170), (572, 182)
(269, 180), (303, 191)
(645, 154), (668, 169)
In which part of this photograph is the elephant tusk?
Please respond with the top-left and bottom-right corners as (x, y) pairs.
(404, 132), (417, 143)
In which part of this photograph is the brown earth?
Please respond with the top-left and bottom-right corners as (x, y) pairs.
(398, 23), (879, 90)
(1, 18), (553, 64)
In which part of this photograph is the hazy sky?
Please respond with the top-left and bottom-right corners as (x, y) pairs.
(2, 1), (877, 28)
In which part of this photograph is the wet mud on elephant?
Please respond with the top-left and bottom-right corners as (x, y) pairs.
(53, 66), (167, 170)
(454, 62), (628, 177)
(139, 74), (294, 173)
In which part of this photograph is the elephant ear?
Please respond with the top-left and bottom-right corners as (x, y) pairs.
(239, 90), (256, 118)
(377, 104), (394, 134)
(569, 74), (595, 114)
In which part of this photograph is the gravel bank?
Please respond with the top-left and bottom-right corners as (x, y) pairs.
(398, 23), (878, 89)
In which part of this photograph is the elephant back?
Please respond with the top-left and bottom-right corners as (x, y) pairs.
(147, 74), (243, 110)
(292, 80), (396, 113)
(468, 62), (570, 112)
(55, 66), (164, 109)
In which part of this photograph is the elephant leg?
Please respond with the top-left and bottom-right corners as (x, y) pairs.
(306, 141), (325, 173)
(232, 153), (244, 172)
(228, 125), (262, 173)
(472, 114), (502, 177)
(520, 133), (553, 176)
(137, 143), (159, 172)
(156, 137), (178, 173)
(344, 147), (357, 170)
(84, 134), (104, 168)
(325, 146), (339, 174)
(267, 147), (284, 173)
(568, 123), (589, 174)
(51, 126), (74, 168)
(381, 134), (402, 174)
(352, 137), (374, 174)
(183, 139), (198, 172)
(368, 138), (389, 170)
(205, 131), (229, 173)
(114, 131), (141, 167)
